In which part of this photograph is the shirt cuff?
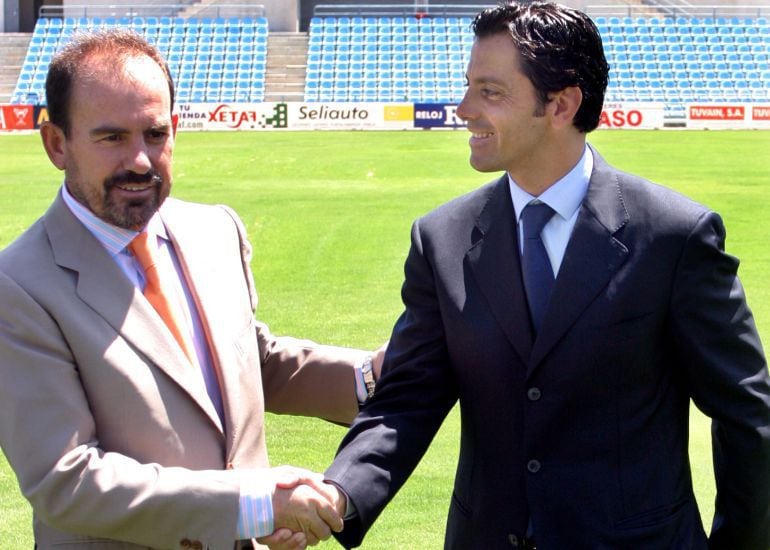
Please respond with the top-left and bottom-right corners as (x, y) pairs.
(354, 356), (368, 404)
(344, 490), (357, 520)
(236, 476), (274, 539)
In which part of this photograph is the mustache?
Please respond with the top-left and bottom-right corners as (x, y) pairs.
(105, 171), (163, 189)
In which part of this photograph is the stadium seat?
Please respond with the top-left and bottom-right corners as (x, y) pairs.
(15, 11), (764, 111)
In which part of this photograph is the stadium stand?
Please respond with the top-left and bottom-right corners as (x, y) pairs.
(302, 13), (769, 118)
(7, 7), (770, 121)
(305, 15), (472, 103)
(10, 15), (269, 104)
(598, 15), (770, 116)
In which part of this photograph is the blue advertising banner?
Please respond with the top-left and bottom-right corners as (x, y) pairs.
(413, 103), (466, 128)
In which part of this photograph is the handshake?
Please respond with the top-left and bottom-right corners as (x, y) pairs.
(256, 466), (348, 550)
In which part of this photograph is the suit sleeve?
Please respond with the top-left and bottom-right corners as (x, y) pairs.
(219, 204), (364, 425)
(0, 271), (243, 549)
(668, 211), (770, 549)
(325, 219), (459, 548)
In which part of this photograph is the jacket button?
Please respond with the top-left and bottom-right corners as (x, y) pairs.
(527, 387), (541, 401)
(527, 459), (541, 473)
(179, 539), (191, 549)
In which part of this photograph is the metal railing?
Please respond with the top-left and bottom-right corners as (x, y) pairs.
(313, 2), (770, 19)
(313, 3), (494, 17)
(39, 4), (266, 20)
(586, 3), (770, 17)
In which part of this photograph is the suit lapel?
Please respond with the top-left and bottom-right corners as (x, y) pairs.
(467, 176), (534, 365)
(44, 194), (224, 432)
(161, 200), (239, 446)
(529, 149), (630, 371)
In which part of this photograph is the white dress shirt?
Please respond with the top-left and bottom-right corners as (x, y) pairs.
(508, 145), (593, 276)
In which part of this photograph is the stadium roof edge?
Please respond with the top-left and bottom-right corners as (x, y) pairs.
(39, 4), (266, 20)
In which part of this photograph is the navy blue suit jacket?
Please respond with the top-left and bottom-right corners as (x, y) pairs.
(326, 148), (770, 549)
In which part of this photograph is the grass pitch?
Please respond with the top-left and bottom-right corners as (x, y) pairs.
(1, 129), (769, 548)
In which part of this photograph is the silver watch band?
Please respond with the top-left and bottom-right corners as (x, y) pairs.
(361, 355), (376, 400)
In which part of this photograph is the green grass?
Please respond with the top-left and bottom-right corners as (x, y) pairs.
(1, 130), (769, 548)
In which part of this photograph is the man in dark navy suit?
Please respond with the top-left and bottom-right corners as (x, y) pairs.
(322, 2), (770, 549)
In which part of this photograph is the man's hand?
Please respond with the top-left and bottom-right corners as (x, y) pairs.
(269, 465), (328, 492)
(323, 482), (347, 518)
(270, 466), (347, 518)
(256, 527), (308, 550)
(266, 466), (344, 546)
(372, 341), (388, 381)
(272, 483), (342, 545)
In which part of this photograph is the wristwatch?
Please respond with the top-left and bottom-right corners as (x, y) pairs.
(361, 355), (376, 401)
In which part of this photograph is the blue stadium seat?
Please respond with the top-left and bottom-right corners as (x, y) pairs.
(298, 13), (763, 108)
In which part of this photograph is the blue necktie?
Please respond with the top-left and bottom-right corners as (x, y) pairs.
(520, 202), (555, 334)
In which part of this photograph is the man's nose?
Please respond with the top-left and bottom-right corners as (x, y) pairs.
(456, 90), (474, 121)
(124, 139), (152, 174)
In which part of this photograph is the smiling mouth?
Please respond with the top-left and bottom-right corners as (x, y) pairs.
(115, 183), (154, 192)
(108, 172), (162, 194)
(469, 130), (494, 146)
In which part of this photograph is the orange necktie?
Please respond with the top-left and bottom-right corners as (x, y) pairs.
(129, 232), (196, 364)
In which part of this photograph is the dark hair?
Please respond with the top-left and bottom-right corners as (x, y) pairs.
(46, 29), (175, 137)
(472, 1), (609, 133)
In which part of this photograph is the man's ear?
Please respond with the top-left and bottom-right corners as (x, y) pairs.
(40, 121), (67, 171)
(548, 86), (583, 129)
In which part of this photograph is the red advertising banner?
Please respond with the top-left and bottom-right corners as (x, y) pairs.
(687, 103), (770, 128)
(0, 104), (34, 131)
(597, 102), (665, 130)
(688, 105), (745, 121)
(752, 106), (770, 121)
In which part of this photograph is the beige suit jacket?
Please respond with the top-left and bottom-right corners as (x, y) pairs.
(0, 192), (363, 549)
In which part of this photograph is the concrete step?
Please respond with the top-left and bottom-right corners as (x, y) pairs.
(267, 55), (307, 63)
(266, 67), (306, 75)
(263, 31), (308, 101)
(2, 47), (29, 56)
(0, 33), (31, 101)
(263, 91), (305, 102)
(267, 63), (307, 70)
(267, 77), (306, 83)
(266, 78), (306, 86)
(266, 85), (305, 93)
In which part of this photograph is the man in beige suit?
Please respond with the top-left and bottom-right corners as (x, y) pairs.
(0, 29), (378, 549)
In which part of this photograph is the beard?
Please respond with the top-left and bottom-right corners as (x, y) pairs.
(102, 170), (167, 229)
(68, 170), (169, 230)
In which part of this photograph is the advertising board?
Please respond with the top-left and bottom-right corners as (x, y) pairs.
(174, 102), (414, 131)
(0, 104), (34, 131)
(176, 102), (285, 131)
(413, 103), (466, 129)
(288, 103), (413, 130)
(15, 100), (761, 132)
(687, 104), (770, 129)
(411, 102), (666, 130)
(597, 103), (665, 130)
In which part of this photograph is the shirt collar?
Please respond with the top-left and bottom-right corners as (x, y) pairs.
(61, 183), (167, 256)
(508, 145), (593, 223)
